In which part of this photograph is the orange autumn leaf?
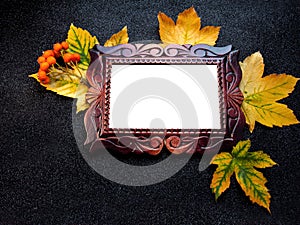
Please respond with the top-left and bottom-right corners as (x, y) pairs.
(239, 52), (299, 132)
(104, 26), (129, 47)
(210, 140), (277, 212)
(158, 7), (220, 45)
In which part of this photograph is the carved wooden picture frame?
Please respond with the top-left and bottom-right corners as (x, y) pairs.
(85, 43), (245, 155)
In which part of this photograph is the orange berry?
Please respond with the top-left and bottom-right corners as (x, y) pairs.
(61, 41), (69, 50)
(53, 43), (62, 52)
(47, 56), (56, 65)
(38, 70), (47, 80)
(41, 76), (50, 84)
(63, 53), (73, 63)
(37, 56), (46, 64)
(40, 62), (50, 71)
(72, 53), (81, 62)
(43, 50), (54, 58)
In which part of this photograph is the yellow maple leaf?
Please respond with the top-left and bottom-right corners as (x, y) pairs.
(104, 26), (129, 47)
(239, 52), (299, 132)
(157, 7), (220, 45)
(210, 140), (277, 212)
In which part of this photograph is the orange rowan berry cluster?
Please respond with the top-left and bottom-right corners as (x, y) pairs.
(36, 41), (81, 84)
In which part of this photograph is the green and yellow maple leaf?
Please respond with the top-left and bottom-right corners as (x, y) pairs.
(157, 7), (220, 45)
(240, 52), (299, 132)
(210, 140), (277, 212)
(66, 23), (99, 70)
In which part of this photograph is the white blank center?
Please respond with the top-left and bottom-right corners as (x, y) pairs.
(109, 64), (220, 129)
(128, 97), (182, 129)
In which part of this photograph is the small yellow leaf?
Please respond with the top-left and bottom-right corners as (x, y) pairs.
(75, 83), (90, 113)
(104, 26), (129, 47)
(210, 140), (276, 212)
(29, 73), (79, 98)
(239, 52), (299, 132)
(67, 23), (99, 70)
(158, 7), (220, 45)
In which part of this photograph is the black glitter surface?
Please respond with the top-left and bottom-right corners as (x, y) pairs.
(1, 0), (299, 224)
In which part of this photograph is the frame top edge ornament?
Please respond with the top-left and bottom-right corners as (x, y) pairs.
(92, 43), (233, 58)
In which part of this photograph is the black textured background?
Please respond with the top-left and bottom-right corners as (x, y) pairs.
(1, 0), (300, 224)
